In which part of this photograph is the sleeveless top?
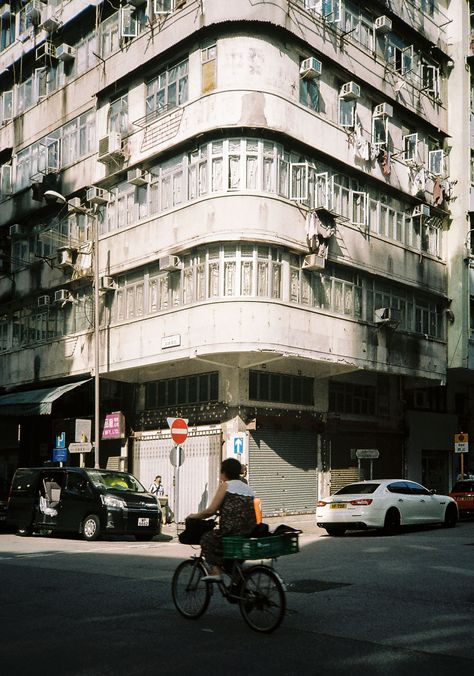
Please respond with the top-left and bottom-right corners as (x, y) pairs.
(219, 479), (256, 536)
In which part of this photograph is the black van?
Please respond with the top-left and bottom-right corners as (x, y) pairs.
(7, 467), (161, 541)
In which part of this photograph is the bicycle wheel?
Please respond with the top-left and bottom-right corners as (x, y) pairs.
(172, 559), (211, 619)
(239, 564), (286, 633)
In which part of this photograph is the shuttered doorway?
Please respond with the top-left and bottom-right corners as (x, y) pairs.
(249, 430), (317, 516)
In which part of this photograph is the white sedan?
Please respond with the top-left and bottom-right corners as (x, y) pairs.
(316, 479), (458, 536)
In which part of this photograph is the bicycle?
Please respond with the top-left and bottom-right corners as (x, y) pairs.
(171, 531), (299, 633)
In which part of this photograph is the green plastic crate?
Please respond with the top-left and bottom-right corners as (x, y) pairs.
(222, 533), (299, 560)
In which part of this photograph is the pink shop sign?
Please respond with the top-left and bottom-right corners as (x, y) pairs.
(102, 411), (125, 439)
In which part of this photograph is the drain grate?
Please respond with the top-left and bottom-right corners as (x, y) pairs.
(287, 579), (351, 593)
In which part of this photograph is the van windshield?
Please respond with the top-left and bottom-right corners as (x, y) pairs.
(85, 470), (146, 493)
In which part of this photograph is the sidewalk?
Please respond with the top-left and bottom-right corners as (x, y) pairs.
(160, 512), (322, 541)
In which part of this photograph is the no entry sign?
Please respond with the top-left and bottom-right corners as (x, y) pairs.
(169, 417), (189, 445)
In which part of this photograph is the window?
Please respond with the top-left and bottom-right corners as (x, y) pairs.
(249, 371), (314, 405)
(108, 95), (128, 134)
(328, 381), (377, 415)
(339, 97), (356, 128)
(421, 63), (440, 99)
(100, 12), (120, 58)
(351, 190), (368, 226)
(372, 114), (388, 147)
(403, 132), (418, 162)
(385, 39), (413, 76)
(146, 59), (188, 120)
(428, 149), (443, 176)
(201, 44), (217, 93)
(299, 76), (319, 111)
(120, 5), (138, 37)
(145, 372), (218, 408)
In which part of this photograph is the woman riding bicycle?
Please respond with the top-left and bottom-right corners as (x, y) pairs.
(186, 457), (256, 582)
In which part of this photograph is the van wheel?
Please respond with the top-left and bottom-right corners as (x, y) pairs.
(82, 514), (100, 541)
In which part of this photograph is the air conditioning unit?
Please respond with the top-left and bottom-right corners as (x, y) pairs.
(56, 247), (76, 268)
(9, 224), (26, 237)
(100, 276), (117, 291)
(41, 14), (60, 33)
(98, 133), (123, 163)
(67, 197), (83, 213)
(299, 57), (322, 79)
(340, 81), (361, 100)
(374, 16), (392, 33)
(302, 254), (326, 270)
(54, 289), (71, 304)
(412, 204), (430, 218)
(127, 168), (149, 186)
(35, 41), (56, 62)
(56, 44), (76, 61)
(0, 3), (11, 20)
(25, 0), (44, 26)
(159, 255), (182, 272)
(86, 187), (109, 205)
(37, 295), (50, 308)
(373, 102), (393, 118)
(374, 307), (402, 324)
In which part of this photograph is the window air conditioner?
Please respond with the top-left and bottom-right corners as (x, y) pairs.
(25, 0), (45, 26)
(374, 307), (402, 324)
(37, 295), (50, 308)
(340, 81), (361, 100)
(159, 255), (182, 272)
(302, 254), (326, 271)
(373, 103), (393, 118)
(56, 44), (76, 61)
(56, 247), (76, 268)
(299, 57), (322, 79)
(100, 276), (117, 291)
(41, 14), (60, 33)
(98, 133), (123, 163)
(127, 168), (149, 186)
(412, 204), (430, 218)
(67, 197), (83, 212)
(374, 16), (392, 33)
(54, 289), (71, 304)
(35, 41), (56, 62)
(9, 224), (26, 237)
(86, 187), (109, 205)
(0, 3), (11, 21)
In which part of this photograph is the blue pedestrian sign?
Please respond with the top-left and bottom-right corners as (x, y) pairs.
(56, 432), (66, 449)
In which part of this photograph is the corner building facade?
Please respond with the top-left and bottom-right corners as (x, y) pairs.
(0, 1), (469, 518)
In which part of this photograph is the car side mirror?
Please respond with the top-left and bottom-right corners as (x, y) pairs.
(429, 489), (437, 495)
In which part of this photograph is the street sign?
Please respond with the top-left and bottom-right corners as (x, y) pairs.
(56, 432), (66, 449)
(68, 442), (93, 454)
(230, 433), (246, 457)
(454, 433), (469, 454)
(356, 449), (379, 459)
(170, 445), (185, 467)
(52, 448), (68, 462)
(169, 418), (189, 445)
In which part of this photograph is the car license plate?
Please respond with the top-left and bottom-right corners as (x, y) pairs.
(330, 503), (346, 509)
(138, 518), (149, 527)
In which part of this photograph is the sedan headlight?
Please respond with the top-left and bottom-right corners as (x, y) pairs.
(101, 494), (126, 510)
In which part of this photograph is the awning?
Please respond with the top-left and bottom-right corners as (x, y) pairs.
(0, 380), (91, 416)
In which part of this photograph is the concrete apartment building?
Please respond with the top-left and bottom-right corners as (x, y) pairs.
(0, 0), (472, 518)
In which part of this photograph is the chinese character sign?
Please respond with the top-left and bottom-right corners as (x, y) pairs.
(102, 412), (125, 439)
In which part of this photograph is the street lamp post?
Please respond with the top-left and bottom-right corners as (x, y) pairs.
(44, 190), (101, 468)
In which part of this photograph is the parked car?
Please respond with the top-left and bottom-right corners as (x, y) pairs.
(7, 467), (161, 541)
(316, 479), (458, 536)
(449, 480), (474, 518)
(0, 477), (9, 528)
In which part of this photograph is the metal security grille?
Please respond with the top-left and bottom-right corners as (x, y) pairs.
(249, 430), (317, 515)
(132, 426), (221, 522)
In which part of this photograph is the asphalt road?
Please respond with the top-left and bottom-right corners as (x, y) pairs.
(1, 517), (473, 676)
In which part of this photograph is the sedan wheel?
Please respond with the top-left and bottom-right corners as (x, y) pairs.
(443, 504), (457, 528)
(383, 508), (400, 535)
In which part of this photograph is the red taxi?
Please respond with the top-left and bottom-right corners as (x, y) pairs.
(449, 480), (474, 518)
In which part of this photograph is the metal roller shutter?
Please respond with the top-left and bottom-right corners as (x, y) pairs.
(133, 426), (221, 522)
(249, 430), (317, 516)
